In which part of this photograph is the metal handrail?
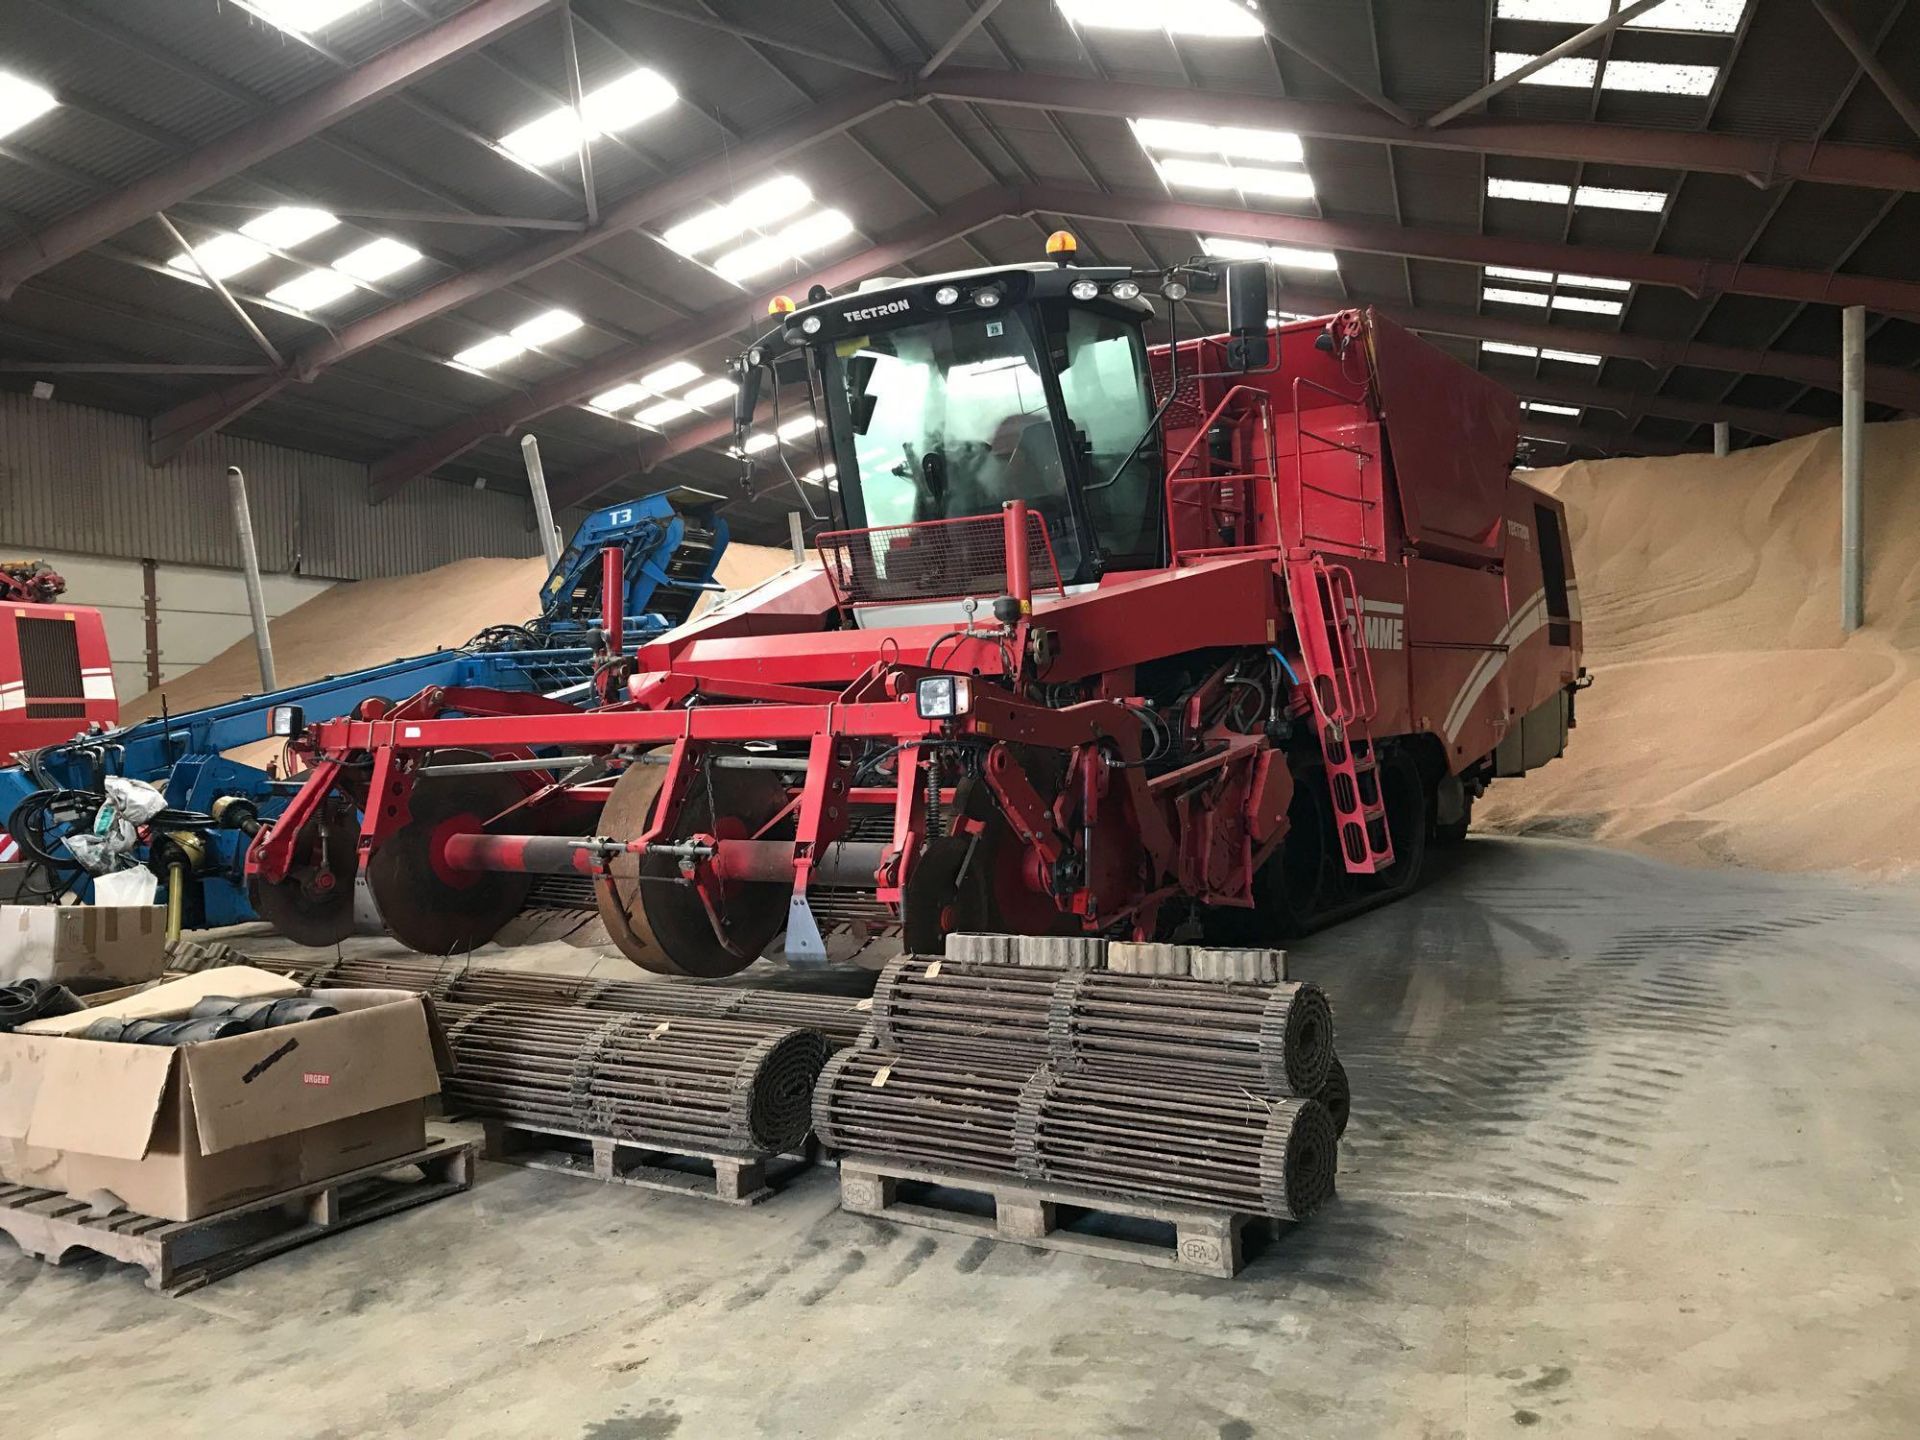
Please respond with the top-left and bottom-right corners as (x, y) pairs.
(1290, 377), (1382, 557)
(1163, 384), (1281, 565)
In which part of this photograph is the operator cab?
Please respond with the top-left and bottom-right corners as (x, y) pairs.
(741, 251), (1168, 586)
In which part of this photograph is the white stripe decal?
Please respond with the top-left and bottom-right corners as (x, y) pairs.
(82, 675), (116, 700)
(80, 666), (111, 676)
(1443, 589), (1547, 742)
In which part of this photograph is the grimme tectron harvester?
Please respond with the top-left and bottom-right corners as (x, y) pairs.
(249, 240), (1583, 975)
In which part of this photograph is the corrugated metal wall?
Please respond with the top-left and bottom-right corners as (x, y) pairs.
(0, 393), (591, 581)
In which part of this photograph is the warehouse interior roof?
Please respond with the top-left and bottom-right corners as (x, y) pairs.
(2, 0), (1918, 537)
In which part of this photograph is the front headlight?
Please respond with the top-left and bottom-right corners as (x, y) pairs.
(915, 675), (972, 720)
(268, 703), (305, 739)
(933, 285), (961, 306)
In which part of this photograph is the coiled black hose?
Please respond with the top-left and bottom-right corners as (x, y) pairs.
(0, 978), (85, 1032)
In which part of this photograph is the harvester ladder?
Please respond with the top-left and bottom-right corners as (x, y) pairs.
(1286, 555), (1395, 874)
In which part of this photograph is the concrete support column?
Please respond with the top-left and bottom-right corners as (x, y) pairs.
(1842, 306), (1866, 633)
(1713, 421), (1730, 457)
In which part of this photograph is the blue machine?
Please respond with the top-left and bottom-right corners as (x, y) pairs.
(0, 488), (728, 929)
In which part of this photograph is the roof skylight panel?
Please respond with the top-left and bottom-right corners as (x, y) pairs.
(1154, 157), (1315, 200)
(1488, 265), (1631, 291)
(1200, 237), (1338, 270)
(499, 67), (678, 166)
(641, 361), (701, 392)
(1486, 178), (1667, 211)
(1493, 52), (1599, 87)
(0, 71), (58, 142)
(452, 335), (528, 372)
(239, 206), (339, 249)
(1130, 118), (1305, 164)
(167, 233), (271, 282)
(1576, 184), (1667, 211)
(1484, 286), (1624, 317)
(1495, 0), (1744, 33)
(634, 399), (693, 427)
(590, 383), (651, 414)
(1058, 0), (1266, 39)
(663, 176), (814, 256)
(711, 209), (855, 282)
(1496, 52), (1720, 97)
(332, 237), (424, 283)
(1487, 177), (1573, 205)
(510, 308), (584, 347)
(452, 310), (584, 372)
(268, 268), (358, 313)
(1552, 293), (1624, 315)
(237, 0), (380, 36)
(683, 377), (738, 407)
(1601, 59), (1718, 96)
(1481, 340), (1604, 366)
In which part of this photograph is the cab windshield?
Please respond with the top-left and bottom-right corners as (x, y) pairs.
(826, 307), (1084, 580)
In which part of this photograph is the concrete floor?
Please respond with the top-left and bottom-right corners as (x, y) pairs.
(5, 837), (1919, 1438)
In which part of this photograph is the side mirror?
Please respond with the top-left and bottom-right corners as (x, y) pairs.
(731, 357), (763, 446)
(1224, 261), (1273, 371)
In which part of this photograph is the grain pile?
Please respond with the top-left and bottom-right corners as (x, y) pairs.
(124, 542), (796, 723)
(1480, 418), (1920, 877)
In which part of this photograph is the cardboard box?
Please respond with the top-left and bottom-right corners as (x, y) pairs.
(0, 967), (447, 1221)
(0, 903), (169, 988)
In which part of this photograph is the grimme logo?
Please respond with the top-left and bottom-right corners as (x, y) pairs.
(841, 298), (912, 323)
(1345, 597), (1406, 652)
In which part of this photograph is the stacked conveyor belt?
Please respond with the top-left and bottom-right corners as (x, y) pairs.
(436, 1001), (828, 1157)
(814, 950), (1348, 1224)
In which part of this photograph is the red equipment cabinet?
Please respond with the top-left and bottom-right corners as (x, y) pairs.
(1, 600), (119, 764)
(250, 291), (1582, 973)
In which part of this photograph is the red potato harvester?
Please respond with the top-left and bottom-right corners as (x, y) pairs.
(248, 237), (1585, 977)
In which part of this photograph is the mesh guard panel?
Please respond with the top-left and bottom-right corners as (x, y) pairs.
(816, 512), (1064, 606)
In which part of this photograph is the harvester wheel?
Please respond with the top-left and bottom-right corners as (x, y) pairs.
(249, 795), (358, 947)
(364, 751), (533, 956)
(594, 762), (788, 978)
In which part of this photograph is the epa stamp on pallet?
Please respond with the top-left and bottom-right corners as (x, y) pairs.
(479, 1118), (807, 1208)
(0, 1139), (475, 1296)
(836, 1157), (1280, 1279)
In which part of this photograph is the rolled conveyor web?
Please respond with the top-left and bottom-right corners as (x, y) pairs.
(438, 1002), (827, 1156)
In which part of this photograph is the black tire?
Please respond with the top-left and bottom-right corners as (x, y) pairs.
(1433, 799), (1473, 847)
(1361, 746), (1430, 894)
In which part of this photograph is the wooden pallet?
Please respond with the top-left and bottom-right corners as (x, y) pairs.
(0, 1139), (475, 1296)
(836, 1158), (1276, 1278)
(480, 1118), (802, 1207)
